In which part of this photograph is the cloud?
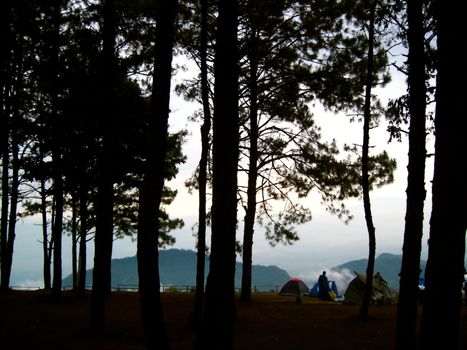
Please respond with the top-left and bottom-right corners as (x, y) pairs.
(327, 269), (355, 296)
(296, 268), (355, 296)
(11, 279), (43, 290)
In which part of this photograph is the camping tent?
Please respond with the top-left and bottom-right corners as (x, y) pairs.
(344, 271), (397, 304)
(310, 280), (339, 298)
(279, 278), (310, 297)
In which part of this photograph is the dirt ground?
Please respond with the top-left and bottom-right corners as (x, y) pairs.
(1, 290), (466, 350)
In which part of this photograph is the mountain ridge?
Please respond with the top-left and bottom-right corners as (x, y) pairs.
(332, 252), (427, 289)
(63, 250), (423, 291)
(63, 248), (291, 291)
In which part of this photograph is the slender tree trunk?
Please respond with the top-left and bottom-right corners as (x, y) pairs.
(3, 125), (19, 289)
(90, 156), (114, 324)
(137, 1), (177, 349)
(0, 0), (11, 160)
(50, 0), (63, 299)
(71, 192), (78, 289)
(395, 0), (427, 348)
(77, 180), (88, 293)
(90, 0), (117, 332)
(195, 0), (239, 348)
(40, 177), (51, 290)
(51, 158), (64, 297)
(0, 128), (10, 291)
(0, 0), (11, 159)
(0, 2), (12, 290)
(190, 0), (211, 328)
(0, 43), (11, 292)
(1, 33), (22, 290)
(359, 0), (377, 320)
(240, 26), (259, 302)
(419, 1), (467, 348)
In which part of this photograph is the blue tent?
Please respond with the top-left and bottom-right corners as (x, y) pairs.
(310, 280), (339, 297)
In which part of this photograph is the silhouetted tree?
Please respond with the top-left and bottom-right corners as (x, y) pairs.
(178, 0), (396, 302)
(0, 0), (11, 161)
(238, 0), (374, 301)
(1, 0), (57, 291)
(359, 0), (377, 320)
(137, 0), (178, 348)
(419, 0), (467, 348)
(395, 0), (428, 347)
(90, 0), (118, 330)
(1, 47), (23, 290)
(77, 179), (89, 292)
(189, 0), (212, 327)
(0, 0), (15, 292)
(194, 0), (239, 348)
(49, 0), (65, 298)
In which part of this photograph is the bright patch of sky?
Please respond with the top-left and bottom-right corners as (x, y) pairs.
(10, 53), (442, 288)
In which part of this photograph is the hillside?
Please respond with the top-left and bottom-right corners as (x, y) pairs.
(63, 251), (421, 291)
(63, 248), (290, 290)
(332, 253), (427, 289)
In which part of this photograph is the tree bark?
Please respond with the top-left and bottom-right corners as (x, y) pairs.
(51, 154), (64, 297)
(240, 24), (259, 302)
(77, 179), (88, 293)
(137, 1), (177, 349)
(3, 121), (19, 289)
(194, 0), (239, 348)
(395, 0), (427, 348)
(0, 123), (10, 292)
(419, 1), (467, 348)
(50, 0), (63, 299)
(40, 176), (51, 290)
(190, 0), (211, 328)
(2, 28), (24, 290)
(0, 0), (11, 160)
(71, 193), (78, 289)
(90, 0), (117, 331)
(359, 0), (377, 320)
(0, 2), (11, 290)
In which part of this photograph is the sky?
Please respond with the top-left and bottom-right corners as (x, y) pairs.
(9, 57), (441, 289)
(157, 62), (436, 279)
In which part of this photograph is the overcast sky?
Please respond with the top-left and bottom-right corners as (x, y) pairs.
(160, 62), (435, 276)
(10, 58), (444, 288)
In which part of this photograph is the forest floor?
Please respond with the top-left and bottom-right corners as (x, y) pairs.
(1, 290), (466, 350)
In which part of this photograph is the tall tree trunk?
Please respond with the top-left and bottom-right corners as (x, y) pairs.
(195, 0), (239, 348)
(0, 2), (12, 290)
(0, 126), (10, 292)
(0, 0), (11, 159)
(419, 1), (467, 348)
(190, 0), (211, 328)
(1, 33), (22, 290)
(3, 122), (19, 289)
(90, 0), (117, 332)
(240, 25), (259, 302)
(0, 30), (11, 292)
(71, 192), (78, 289)
(77, 180), (88, 293)
(40, 176), (51, 290)
(137, 1), (177, 349)
(51, 158), (64, 297)
(395, 0), (427, 348)
(0, 0), (11, 160)
(359, 0), (376, 320)
(50, 0), (63, 299)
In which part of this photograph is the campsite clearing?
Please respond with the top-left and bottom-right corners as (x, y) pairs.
(1, 290), (466, 349)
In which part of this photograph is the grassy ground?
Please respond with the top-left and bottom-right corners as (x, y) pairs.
(1, 290), (466, 349)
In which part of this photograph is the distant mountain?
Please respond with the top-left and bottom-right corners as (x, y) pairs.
(63, 248), (290, 290)
(332, 253), (427, 289)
